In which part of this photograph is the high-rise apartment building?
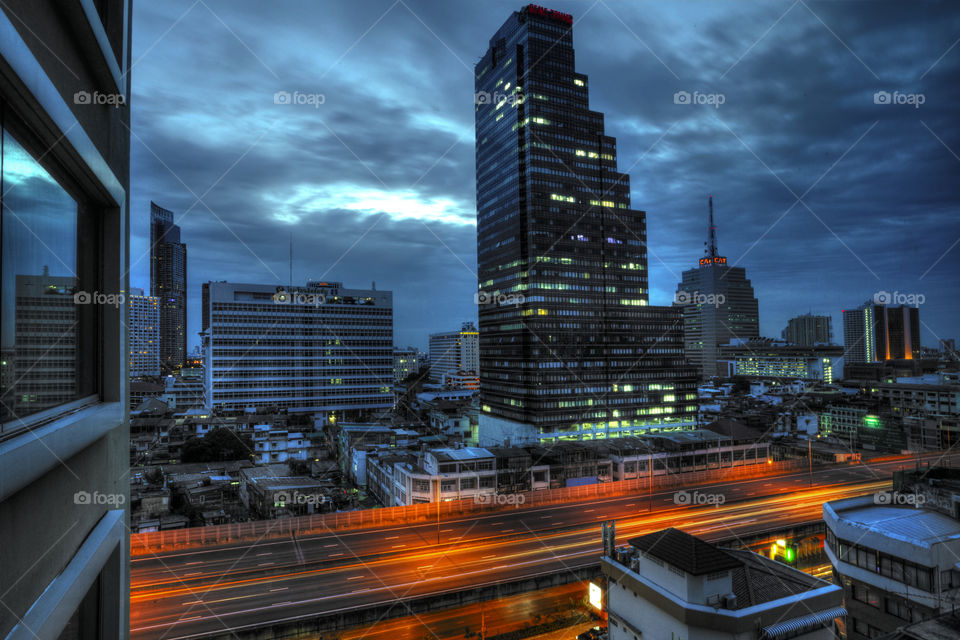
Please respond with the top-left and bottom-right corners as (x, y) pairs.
(0, 0), (131, 634)
(429, 322), (479, 385)
(150, 201), (187, 372)
(675, 198), (760, 379)
(783, 313), (833, 346)
(474, 6), (697, 445)
(202, 281), (393, 419)
(843, 301), (921, 364)
(129, 287), (160, 377)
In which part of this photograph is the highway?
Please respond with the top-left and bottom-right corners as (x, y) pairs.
(131, 455), (946, 639)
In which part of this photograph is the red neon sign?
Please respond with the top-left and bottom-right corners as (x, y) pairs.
(526, 4), (573, 24)
(699, 256), (727, 266)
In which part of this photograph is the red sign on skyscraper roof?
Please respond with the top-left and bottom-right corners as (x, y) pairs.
(525, 4), (573, 24)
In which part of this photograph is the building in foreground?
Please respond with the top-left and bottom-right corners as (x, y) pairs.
(0, 0), (131, 635)
(718, 339), (844, 383)
(675, 197), (760, 380)
(150, 201), (187, 372)
(603, 528), (843, 640)
(428, 322), (478, 385)
(201, 280), (393, 420)
(474, 6), (696, 447)
(782, 313), (833, 346)
(129, 286), (161, 376)
(824, 471), (960, 639)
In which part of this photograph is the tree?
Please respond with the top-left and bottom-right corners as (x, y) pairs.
(143, 467), (164, 486)
(180, 427), (254, 463)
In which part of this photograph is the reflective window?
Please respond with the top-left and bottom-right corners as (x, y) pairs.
(1, 114), (88, 426)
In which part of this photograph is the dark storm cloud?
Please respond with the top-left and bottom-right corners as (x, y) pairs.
(131, 0), (960, 350)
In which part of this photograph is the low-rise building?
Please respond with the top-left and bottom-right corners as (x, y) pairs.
(367, 447), (497, 506)
(603, 528), (844, 640)
(239, 466), (331, 518)
(720, 339), (844, 383)
(824, 485), (960, 639)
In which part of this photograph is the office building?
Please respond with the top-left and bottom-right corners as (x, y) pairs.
(603, 528), (844, 640)
(150, 201), (187, 372)
(843, 301), (921, 365)
(201, 280), (393, 419)
(782, 313), (833, 346)
(0, 0), (131, 635)
(718, 339), (844, 383)
(428, 322), (479, 385)
(474, 6), (697, 445)
(129, 286), (160, 377)
(675, 197), (760, 379)
(393, 346), (420, 382)
(824, 473), (960, 639)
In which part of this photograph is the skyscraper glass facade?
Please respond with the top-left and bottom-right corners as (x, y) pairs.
(474, 6), (696, 443)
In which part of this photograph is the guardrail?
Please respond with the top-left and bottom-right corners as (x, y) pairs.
(130, 458), (814, 554)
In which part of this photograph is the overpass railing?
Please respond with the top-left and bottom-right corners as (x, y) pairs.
(130, 458), (814, 554)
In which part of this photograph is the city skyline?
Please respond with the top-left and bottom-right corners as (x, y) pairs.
(129, 1), (959, 351)
(3, 1), (960, 636)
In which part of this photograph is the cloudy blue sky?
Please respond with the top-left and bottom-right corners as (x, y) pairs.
(129, 0), (960, 352)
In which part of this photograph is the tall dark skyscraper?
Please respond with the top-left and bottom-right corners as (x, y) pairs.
(474, 5), (697, 446)
(675, 197), (760, 379)
(150, 201), (187, 371)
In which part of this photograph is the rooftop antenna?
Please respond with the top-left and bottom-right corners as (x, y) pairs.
(289, 232), (293, 288)
(707, 195), (718, 260)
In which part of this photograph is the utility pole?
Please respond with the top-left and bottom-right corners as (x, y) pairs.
(808, 438), (813, 486)
(436, 474), (441, 545)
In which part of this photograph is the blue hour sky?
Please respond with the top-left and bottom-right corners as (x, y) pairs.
(129, 0), (960, 352)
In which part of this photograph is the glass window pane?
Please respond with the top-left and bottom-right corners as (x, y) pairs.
(1, 124), (81, 424)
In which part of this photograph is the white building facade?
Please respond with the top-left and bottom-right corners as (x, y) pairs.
(428, 322), (479, 385)
(129, 287), (160, 377)
(201, 280), (393, 418)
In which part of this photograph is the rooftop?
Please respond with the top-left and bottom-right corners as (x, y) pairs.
(833, 502), (960, 547)
(627, 529), (830, 609)
(878, 612), (960, 639)
(431, 447), (494, 462)
(629, 528), (741, 575)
